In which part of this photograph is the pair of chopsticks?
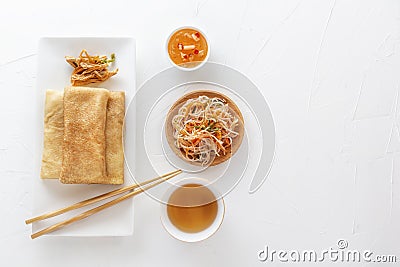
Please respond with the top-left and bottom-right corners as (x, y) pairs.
(26, 169), (182, 239)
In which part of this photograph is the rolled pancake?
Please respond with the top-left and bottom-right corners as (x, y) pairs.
(105, 91), (125, 184)
(60, 86), (109, 184)
(40, 90), (64, 178)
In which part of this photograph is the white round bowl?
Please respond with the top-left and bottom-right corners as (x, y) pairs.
(165, 26), (210, 72)
(160, 177), (225, 242)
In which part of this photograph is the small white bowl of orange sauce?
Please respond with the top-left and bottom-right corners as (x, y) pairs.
(166, 26), (210, 71)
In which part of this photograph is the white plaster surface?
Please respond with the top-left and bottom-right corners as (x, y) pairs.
(0, 0), (399, 266)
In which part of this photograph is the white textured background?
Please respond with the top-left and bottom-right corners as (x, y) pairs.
(1, 0), (399, 266)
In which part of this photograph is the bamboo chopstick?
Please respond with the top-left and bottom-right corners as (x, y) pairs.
(25, 169), (181, 225)
(28, 169), (182, 239)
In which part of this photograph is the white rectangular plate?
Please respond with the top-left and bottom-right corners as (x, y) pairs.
(33, 37), (136, 237)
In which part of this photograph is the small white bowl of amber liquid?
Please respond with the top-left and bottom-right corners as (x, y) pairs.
(166, 26), (210, 71)
(160, 178), (225, 242)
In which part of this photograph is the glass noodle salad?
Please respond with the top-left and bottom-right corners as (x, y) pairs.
(171, 96), (240, 166)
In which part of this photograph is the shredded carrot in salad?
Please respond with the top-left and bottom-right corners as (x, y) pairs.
(171, 96), (240, 166)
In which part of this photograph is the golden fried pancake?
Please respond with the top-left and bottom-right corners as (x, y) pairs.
(105, 91), (125, 184)
(40, 90), (64, 178)
(40, 87), (125, 184)
(165, 90), (244, 166)
(60, 86), (109, 184)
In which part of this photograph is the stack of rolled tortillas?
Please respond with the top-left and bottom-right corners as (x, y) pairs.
(40, 86), (125, 184)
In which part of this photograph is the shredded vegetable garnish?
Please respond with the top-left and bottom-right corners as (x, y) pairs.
(65, 49), (118, 86)
(172, 96), (240, 166)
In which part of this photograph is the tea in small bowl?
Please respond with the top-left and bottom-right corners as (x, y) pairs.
(160, 178), (224, 242)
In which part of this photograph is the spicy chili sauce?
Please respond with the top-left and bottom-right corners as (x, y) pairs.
(167, 28), (208, 68)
